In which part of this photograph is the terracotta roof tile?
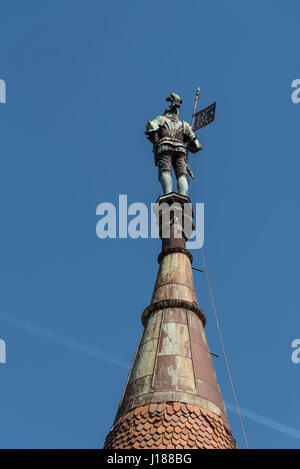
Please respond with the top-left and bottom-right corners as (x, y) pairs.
(166, 404), (173, 414)
(149, 403), (157, 413)
(173, 402), (181, 412)
(181, 403), (188, 414)
(104, 401), (236, 449)
(174, 425), (181, 434)
(157, 403), (166, 413)
(158, 425), (165, 434)
(178, 437), (187, 446)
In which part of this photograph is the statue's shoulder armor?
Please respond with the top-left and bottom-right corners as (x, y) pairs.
(159, 115), (167, 126)
(182, 120), (192, 134)
(146, 115), (165, 133)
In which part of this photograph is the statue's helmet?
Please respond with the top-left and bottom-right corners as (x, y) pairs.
(166, 92), (182, 108)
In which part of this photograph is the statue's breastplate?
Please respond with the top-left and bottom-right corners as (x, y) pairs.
(158, 118), (184, 144)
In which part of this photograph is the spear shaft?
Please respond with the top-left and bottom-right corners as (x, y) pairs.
(186, 87), (200, 180)
(191, 87), (200, 127)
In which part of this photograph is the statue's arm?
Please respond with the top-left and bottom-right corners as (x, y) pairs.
(145, 116), (164, 166)
(184, 122), (202, 153)
(145, 115), (163, 145)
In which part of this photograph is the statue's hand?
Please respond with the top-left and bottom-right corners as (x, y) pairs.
(188, 139), (202, 153)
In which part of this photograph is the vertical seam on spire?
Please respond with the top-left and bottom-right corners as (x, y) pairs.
(151, 309), (165, 391)
(117, 328), (145, 416)
(186, 310), (198, 393)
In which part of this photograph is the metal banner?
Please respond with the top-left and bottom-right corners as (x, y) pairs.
(193, 102), (216, 131)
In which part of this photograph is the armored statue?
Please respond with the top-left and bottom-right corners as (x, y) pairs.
(145, 93), (202, 196)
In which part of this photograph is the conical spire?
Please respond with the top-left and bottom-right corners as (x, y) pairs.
(104, 193), (236, 449)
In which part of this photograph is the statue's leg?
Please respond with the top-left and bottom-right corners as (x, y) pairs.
(174, 154), (189, 196)
(159, 171), (173, 194)
(177, 174), (189, 196)
(158, 153), (172, 194)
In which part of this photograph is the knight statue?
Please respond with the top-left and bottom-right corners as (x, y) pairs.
(145, 92), (202, 196)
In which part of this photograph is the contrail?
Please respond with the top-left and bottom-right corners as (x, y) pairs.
(1, 312), (300, 442)
(0, 312), (131, 370)
(225, 402), (300, 441)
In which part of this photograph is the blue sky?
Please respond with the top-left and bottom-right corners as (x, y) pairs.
(0, 0), (299, 449)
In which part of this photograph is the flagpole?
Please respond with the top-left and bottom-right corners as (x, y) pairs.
(191, 87), (200, 127)
(186, 87), (200, 180)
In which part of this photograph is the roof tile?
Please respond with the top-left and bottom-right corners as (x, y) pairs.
(104, 401), (236, 450)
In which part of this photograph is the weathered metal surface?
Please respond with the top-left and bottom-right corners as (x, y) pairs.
(195, 379), (225, 413)
(109, 191), (233, 444)
(158, 247), (193, 264)
(190, 340), (217, 385)
(163, 307), (187, 325)
(152, 284), (196, 303)
(141, 310), (162, 345)
(116, 302), (227, 424)
(124, 375), (153, 402)
(151, 252), (197, 304)
(153, 355), (196, 393)
(187, 309), (208, 348)
(117, 390), (228, 424)
(154, 252), (195, 289)
(158, 322), (191, 357)
(129, 338), (158, 382)
(141, 300), (206, 327)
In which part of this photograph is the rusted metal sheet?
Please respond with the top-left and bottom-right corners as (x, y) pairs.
(142, 299), (206, 327)
(187, 310), (208, 348)
(190, 340), (218, 386)
(130, 338), (158, 382)
(152, 283), (197, 303)
(123, 390), (227, 422)
(158, 322), (191, 358)
(141, 310), (162, 345)
(118, 278), (227, 422)
(195, 379), (225, 415)
(151, 251), (197, 306)
(153, 355), (196, 393)
(124, 375), (153, 401)
(153, 253), (196, 294)
(163, 307), (187, 324)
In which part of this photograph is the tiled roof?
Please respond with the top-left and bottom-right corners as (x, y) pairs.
(104, 401), (236, 449)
